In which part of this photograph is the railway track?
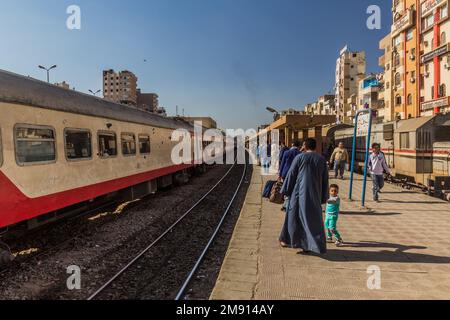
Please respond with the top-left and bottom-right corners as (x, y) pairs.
(87, 159), (248, 300)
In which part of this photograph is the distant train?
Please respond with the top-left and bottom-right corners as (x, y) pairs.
(0, 69), (214, 232)
(332, 114), (450, 199)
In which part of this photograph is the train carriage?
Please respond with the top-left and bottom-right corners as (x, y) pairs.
(0, 69), (200, 230)
(333, 113), (450, 199)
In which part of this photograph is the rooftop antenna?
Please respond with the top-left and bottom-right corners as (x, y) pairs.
(176, 105), (179, 117)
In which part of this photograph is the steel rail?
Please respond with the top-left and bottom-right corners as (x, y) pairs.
(175, 161), (247, 300)
(87, 161), (239, 300)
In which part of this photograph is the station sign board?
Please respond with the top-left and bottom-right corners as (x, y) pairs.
(391, 9), (414, 36)
(421, 96), (449, 111)
(421, 43), (450, 63)
(356, 113), (371, 137)
(421, 0), (448, 17)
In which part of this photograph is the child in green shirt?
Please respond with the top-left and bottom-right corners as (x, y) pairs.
(325, 184), (343, 246)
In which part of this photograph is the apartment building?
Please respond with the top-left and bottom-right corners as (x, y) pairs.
(390, 0), (420, 120)
(103, 69), (138, 106)
(334, 46), (366, 124)
(137, 90), (159, 113)
(379, 34), (395, 121)
(419, 0), (450, 116)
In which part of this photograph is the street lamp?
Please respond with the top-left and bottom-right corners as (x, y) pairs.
(38, 65), (57, 83)
(266, 107), (280, 121)
(89, 89), (102, 96)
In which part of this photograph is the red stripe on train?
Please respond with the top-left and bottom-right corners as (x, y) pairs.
(0, 164), (193, 228)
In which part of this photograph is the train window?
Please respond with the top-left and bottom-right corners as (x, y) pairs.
(65, 129), (92, 160)
(383, 124), (394, 141)
(15, 125), (56, 165)
(98, 131), (117, 158)
(121, 133), (136, 156)
(435, 126), (450, 142)
(139, 134), (151, 155)
(400, 132), (410, 149)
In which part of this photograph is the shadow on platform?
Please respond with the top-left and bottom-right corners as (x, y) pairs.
(380, 199), (445, 205)
(340, 211), (402, 216)
(303, 241), (450, 264)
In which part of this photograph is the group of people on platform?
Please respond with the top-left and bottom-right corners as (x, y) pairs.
(273, 138), (391, 255)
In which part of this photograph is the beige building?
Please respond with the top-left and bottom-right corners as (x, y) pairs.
(137, 90), (159, 113)
(318, 94), (335, 115)
(379, 34), (395, 121)
(103, 69), (138, 106)
(304, 95), (335, 116)
(180, 117), (217, 129)
(335, 46), (366, 124)
(55, 81), (70, 90)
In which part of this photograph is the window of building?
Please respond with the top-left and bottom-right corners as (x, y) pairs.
(394, 53), (400, 66)
(406, 28), (413, 41)
(441, 32), (447, 45)
(440, 84), (446, 97)
(400, 132), (410, 149)
(386, 81), (390, 89)
(432, 86), (435, 98)
(121, 133), (136, 156)
(407, 94), (413, 105)
(441, 5), (448, 19)
(396, 95), (402, 105)
(65, 129), (92, 160)
(15, 125), (56, 165)
(98, 131), (117, 158)
(139, 135), (151, 154)
(425, 14), (435, 29)
(393, 35), (402, 47)
(395, 72), (401, 86)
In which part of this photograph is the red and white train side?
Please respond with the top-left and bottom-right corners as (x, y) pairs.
(0, 69), (201, 230)
(334, 114), (450, 198)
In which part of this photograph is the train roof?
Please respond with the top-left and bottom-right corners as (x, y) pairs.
(0, 69), (193, 131)
(396, 116), (434, 133)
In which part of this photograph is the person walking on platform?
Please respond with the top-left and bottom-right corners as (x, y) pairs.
(279, 142), (289, 168)
(279, 140), (302, 211)
(330, 142), (349, 180)
(279, 138), (329, 255)
(368, 143), (391, 202)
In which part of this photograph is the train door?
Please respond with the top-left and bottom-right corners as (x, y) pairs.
(417, 128), (433, 184)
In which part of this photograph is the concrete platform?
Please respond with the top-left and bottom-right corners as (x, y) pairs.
(210, 166), (450, 300)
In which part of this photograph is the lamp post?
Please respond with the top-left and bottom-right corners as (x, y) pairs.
(38, 65), (57, 83)
(266, 107), (280, 121)
(89, 89), (102, 96)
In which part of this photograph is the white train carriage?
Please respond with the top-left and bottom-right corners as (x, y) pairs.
(334, 114), (450, 196)
(0, 69), (200, 230)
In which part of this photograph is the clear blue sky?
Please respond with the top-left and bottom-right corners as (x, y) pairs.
(0, 0), (391, 129)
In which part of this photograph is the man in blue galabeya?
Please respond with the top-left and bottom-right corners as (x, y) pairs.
(279, 138), (329, 255)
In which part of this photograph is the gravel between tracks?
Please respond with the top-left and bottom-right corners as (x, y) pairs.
(0, 163), (250, 300)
